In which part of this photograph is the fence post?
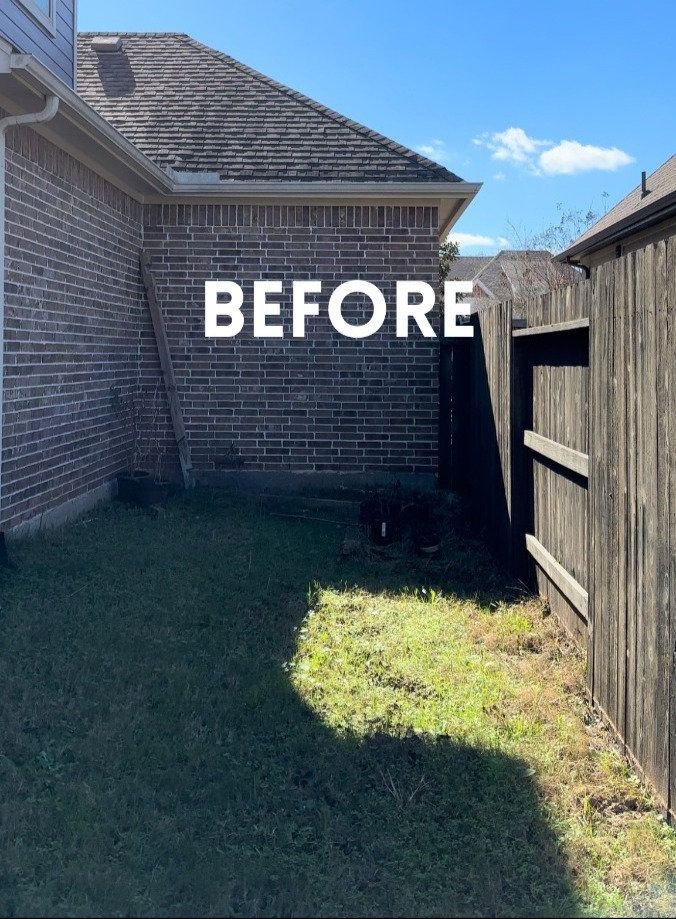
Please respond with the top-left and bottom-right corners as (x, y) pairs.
(510, 333), (534, 583)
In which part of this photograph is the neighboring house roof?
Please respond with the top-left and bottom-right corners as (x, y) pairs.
(451, 250), (573, 301)
(76, 32), (463, 184)
(557, 155), (676, 261)
(449, 256), (491, 283)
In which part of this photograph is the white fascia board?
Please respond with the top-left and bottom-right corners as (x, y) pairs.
(438, 184), (482, 239)
(161, 178), (481, 198)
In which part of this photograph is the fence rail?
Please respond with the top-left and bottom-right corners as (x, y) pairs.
(452, 235), (675, 821)
(523, 430), (589, 479)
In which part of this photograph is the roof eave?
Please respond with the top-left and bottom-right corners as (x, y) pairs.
(437, 183), (482, 240)
(555, 191), (676, 262)
(0, 47), (482, 220)
(153, 180), (482, 237)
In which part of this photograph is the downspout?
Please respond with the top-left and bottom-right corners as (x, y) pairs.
(564, 256), (591, 280)
(0, 95), (59, 541)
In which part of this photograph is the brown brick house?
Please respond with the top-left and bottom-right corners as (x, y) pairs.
(0, 11), (479, 538)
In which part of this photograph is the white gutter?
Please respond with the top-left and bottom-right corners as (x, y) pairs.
(164, 166), (481, 199)
(0, 94), (59, 534)
(163, 179), (481, 198)
(5, 51), (170, 194)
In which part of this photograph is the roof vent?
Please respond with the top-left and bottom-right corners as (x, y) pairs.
(641, 169), (650, 198)
(165, 166), (222, 186)
(91, 36), (123, 53)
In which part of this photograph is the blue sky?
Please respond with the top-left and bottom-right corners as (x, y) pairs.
(79, 0), (674, 254)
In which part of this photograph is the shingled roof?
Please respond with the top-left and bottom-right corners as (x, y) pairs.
(557, 155), (676, 261)
(452, 250), (576, 301)
(76, 33), (463, 184)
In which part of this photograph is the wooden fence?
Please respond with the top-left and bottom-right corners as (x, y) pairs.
(452, 235), (675, 820)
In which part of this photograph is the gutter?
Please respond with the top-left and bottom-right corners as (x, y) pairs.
(564, 257), (591, 280)
(3, 50), (170, 195)
(0, 94), (59, 534)
(165, 166), (481, 200)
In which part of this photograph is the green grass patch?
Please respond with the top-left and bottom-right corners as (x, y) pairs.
(0, 492), (673, 916)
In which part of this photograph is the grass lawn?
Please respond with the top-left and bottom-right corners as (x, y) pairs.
(0, 492), (674, 917)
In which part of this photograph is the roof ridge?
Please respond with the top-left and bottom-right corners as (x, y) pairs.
(499, 248), (550, 255)
(472, 250), (502, 283)
(646, 153), (676, 177)
(178, 34), (462, 183)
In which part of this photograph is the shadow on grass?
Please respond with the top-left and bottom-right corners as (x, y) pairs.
(0, 492), (579, 916)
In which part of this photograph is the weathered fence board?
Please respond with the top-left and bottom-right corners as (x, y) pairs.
(506, 284), (590, 644)
(668, 235), (676, 818)
(525, 533), (588, 620)
(140, 250), (195, 490)
(512, 317), (590, 337)
(467, 302), (513, 568)
(589, 241), (673, 807)
(457, 235), (675, 819)
(524, 430), (589, 479)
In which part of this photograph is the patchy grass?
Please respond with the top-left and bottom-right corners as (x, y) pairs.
(0, 492), (673, 916)
(292, 587), (676, 916)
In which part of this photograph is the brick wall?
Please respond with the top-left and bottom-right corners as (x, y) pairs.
(142, 204), (440, 476)
(1, 139), (441, 533)
(1, 127), (145, 530)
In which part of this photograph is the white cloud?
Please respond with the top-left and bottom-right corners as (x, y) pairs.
(473, 126), (633, 177)
(539, 140), (634, 175)
(415, 139), (449, 164)
(493, 171), (506, 181)
(480, 127), (550, 165)
(447, 232), (510, 252)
